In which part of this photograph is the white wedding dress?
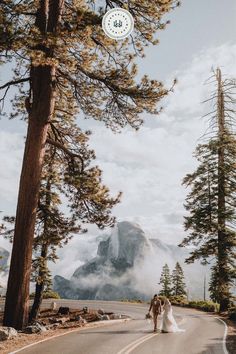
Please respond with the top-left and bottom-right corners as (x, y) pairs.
(160, 301), (185, 333)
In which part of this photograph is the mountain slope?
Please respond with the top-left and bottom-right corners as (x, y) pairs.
(54, 221), (206, 300)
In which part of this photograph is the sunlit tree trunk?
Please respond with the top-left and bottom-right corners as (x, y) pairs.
(216, 68), (229, 312)
(3, 0), (64, 329)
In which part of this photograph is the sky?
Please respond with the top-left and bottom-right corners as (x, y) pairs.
(0, 0), (236, 269)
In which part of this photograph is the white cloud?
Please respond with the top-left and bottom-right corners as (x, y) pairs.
(0, 131), (24, 213)
(0, 42), (236, 277)
(86, 42), (236, 246)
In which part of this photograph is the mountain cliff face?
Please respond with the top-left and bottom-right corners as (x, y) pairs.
(54, 221), (203, 300)
(0, 247), (9, 273)
(54, 222), (150, 300)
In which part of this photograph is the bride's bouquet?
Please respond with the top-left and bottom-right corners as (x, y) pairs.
(145, 312), (152, 324)
(145, 312), (152, 319)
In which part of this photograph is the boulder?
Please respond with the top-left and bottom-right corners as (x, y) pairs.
(100, 315), (110, 321)
(58, 306), (70, 315)
(98, 308), (105, 315)
(0, 327), (18, 341)
(49, 317), (69, 324)
(83, 306), (89, 314)
(109, 314), (122, 320)
(50, 301), (57, 310)
(24, 323), (47, 334)
(75, 315), (87, 324)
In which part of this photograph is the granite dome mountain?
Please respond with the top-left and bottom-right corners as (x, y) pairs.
(53, 221), (206, 300)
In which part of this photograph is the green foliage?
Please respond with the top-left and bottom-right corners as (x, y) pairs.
(170, 295), (188, 307)
(30, 290), (60, 300)
(188, 301), (219, 313)
(159, 264), (172, 297)
(171, 262), (187, 296)
(157, 293), (219, 313)
(0, 0), (180, 128)
(180, 69), (236, 311)
(32, 126), (121, 284)
(1, 0), (181, 329)
(169, 297), (219, 312)
(157, 295), (166, 305)
(159, 294), (219, 313)
(120, 299), (144, 304)
(209, 264), (221, 303)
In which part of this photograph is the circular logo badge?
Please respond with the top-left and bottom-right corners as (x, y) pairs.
(102, 8), (134, 40)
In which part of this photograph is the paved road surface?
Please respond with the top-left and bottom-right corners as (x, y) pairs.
(10, 300), (228, 354)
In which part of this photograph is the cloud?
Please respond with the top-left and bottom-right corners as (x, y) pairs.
(0, 131), (24, 215)
(86, 42), (236, 246)
(48, 227), (106, 279)
(0, 42), (236, 279)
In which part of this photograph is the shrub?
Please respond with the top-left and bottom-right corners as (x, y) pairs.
(30, 290), (60, 299)
(120, 299), (145, 304)
(188, 300), (219, 312)
(42, 290), (60, 299)
(170, 295), (188, 307)
(158, 295), (166, 305)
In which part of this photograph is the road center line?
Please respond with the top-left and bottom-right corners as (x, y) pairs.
(117, 333), (157, 354)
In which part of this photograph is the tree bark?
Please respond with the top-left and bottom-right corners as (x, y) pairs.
(3, 65), (56, 329)
(216, 68), (229, 312)
(3, 0), (65, 328)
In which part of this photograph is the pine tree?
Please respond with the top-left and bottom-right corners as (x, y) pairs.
(180, 69), (236, 311)
(0, 1), (180, 328)
(30, 126), (121, 321)
(171, 262), (186, 297)
(208, 265), (221, 303)
(159, 264), (172, 297)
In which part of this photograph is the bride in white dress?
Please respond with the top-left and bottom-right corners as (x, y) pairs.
(161, 299), (185, 333)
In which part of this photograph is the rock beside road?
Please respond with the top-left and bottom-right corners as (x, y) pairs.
(110, 314), (122, 320)
(0, 327), (18, 341)
(24, 323), (47, 334)
(98, 314), (110, 321)
(49, 317), (70, 325)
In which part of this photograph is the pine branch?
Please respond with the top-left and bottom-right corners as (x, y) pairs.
(0, 78), (30, 90)
(46, 138), (84, 170)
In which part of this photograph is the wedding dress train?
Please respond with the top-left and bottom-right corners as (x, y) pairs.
(160, 299), (185, 333)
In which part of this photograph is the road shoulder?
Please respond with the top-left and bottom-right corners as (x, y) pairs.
(0, 318), (131, 354)
(221, 316), (236, 354)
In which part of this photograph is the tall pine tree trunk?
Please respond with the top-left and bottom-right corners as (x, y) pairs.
(3, 65), (56, 329)
(216, 68), (229, 312)
(3, 0), (64, 329)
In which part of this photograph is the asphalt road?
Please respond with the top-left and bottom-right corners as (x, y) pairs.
(10, 300), (228, 354)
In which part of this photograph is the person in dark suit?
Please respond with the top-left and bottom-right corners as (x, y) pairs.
(148, 294), (162, 332)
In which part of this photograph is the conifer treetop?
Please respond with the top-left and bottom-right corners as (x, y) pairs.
(0, 0), (180, 130)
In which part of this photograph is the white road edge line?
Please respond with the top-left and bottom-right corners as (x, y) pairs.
(117, 333), (157, 354)
(9, 318), (130, 354)
(215, 318), (229, 354)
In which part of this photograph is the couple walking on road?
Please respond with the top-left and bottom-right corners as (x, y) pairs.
(148, 294), (185, 333)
